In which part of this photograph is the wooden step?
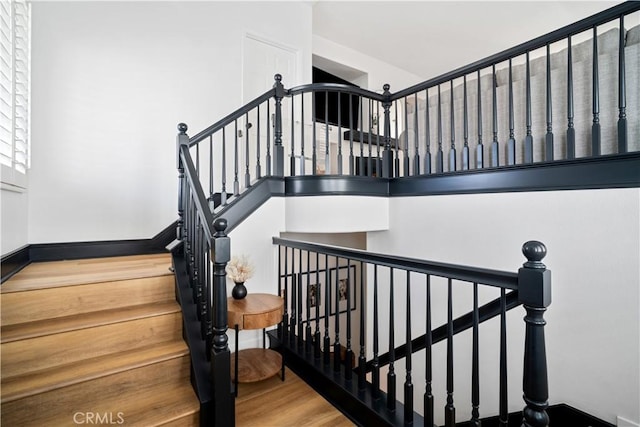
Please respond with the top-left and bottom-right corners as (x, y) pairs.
(0, 275), (175, 326)
(1, 340), (189, 403)
(1, 345), (198, 426)
(1, 312), (182, 378)
(1, 301), (180, 343)
(1, 253), (173, 293)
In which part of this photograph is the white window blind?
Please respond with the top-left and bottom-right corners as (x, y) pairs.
(1, 0), (30, 189)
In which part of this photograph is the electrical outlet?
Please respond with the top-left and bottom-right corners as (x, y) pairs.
(617, 416), (640, 427)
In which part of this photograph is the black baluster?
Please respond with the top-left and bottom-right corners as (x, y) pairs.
(245, 113), (251, 188)
(471, 283), (480, 426)
(196, 137), (200, 176)
(414, 93), (421, 175)
(491, 64), (499, 167)
(508, 59), (516, 165)
(387, 268), (396, 411)
(358, 262), (366, 390)
(313, 91), (317, 174)
(445, 278), (455, 427)
(545, 46), (554, 161)
(372, 265), (380, 398)
(395, 100), (400, 176)
(291, 95), (296, 176)
(567, 36), (575, 159)
(404, 271), (414, 424)
(324, 255), (331, 366)
(368, 99), (373, 176)
(425, 88), (432, 174)
(208, 135), (214, 211)
(462, 77), (469, 170)
(221, 127), (227, 205)
(345, 259), (353, 380)
(477, 70), (484, 169)
(359, 100), (364, 176)
(305, 251), (312, 352)
(592, 26), (601, 156)
(499, 288), (508, 426)
(618, 15), (627, 153)
(289, 249), (296, 341)
(282, 246), (289, 340)
(449, 80), (457, 172)
(277, 246), (283, 339)
(273, 74), (285, 176)
(424, 274), (434, 427)
(377, 102), (382, 175)
(349, 94), (354, 175)
(334, 257), (341, 373)
(437, 85), (444, 173)
(233, 120), (239, 195)
(210, 218), (234, 427)
(256, 105), (261, 179)
(314, 252), (321, 358)
(404, 97), (410, 176)
(525, 52), (534, 164)
(338, 91), (343, 175)
(519, 241), (551, 427)
(325, 91), (330, 174)
(297, 249), (303, 349)
(266, 101), (271, 176)
(300, 96), (305, 175)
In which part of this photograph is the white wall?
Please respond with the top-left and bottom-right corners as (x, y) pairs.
(27, 1), (311, 244)
(1, 189), (28, 254)
(367, 188), (640, 425)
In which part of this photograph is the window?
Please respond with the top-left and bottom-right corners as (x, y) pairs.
(1, 0), (30, 190)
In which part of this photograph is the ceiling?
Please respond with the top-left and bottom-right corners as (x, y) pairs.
(312, 1), (623, 80)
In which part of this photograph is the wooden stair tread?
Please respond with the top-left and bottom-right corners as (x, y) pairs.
(1, 301), (180, 343)
(1, 253), (172, 293)
(1, 340), (189, 403)
(38, 381), (199, 427)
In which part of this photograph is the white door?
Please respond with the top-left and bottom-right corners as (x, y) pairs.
(242, 35), (298, 178)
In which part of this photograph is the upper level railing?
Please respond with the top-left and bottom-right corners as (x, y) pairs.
(177, 2), (638, 212)
(273, 237), (551, 427)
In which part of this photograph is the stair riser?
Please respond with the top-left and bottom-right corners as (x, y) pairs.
(1, 355), (191, 427)
(1, 313), (182, 378)
(1, 275), (175, 326)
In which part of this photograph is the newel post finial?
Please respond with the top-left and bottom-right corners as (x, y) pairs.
(518, 240), (551, 427)
(382, 83), (393, 178)
(273, 74), (285, 177)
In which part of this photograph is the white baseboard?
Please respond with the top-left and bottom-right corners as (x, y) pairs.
(617, 416), (640, 427)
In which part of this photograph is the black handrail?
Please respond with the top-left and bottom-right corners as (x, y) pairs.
(272, 237), (518, 289)
(391, 1), (640, 100)
(189, 88), (276, 147)
(287, 82), (385, 102)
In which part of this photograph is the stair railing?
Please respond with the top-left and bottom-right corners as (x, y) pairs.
(272, 237), (551, 427)
(177, 125), (234, 426)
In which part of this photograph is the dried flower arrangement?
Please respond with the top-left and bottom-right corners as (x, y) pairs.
(226, 255), (254, 283)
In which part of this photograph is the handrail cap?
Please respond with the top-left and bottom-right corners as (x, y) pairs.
(522, 241), (547, 267)
(177, 123), (188, 134)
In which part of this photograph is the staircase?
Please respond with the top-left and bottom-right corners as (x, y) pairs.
(0, 253), (199, 426)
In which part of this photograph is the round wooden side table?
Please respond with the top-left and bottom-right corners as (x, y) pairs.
(227, 293), (284, 395)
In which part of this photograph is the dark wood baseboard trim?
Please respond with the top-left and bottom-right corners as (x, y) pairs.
(0, 245), (31, 283)
(0, 221), (178, 283)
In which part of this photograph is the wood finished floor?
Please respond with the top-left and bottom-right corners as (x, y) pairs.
(236, 368), (354, 427)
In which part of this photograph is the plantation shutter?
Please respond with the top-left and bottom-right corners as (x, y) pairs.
(0, 0), (30, 188)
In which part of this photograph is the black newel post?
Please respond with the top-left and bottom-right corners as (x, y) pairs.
(210, 218), (235, 427)
(382, 84), (393, 178)
(176, 123), (189, 246)
(273, 74), (285, 177)
(518, 241), (551, 427)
